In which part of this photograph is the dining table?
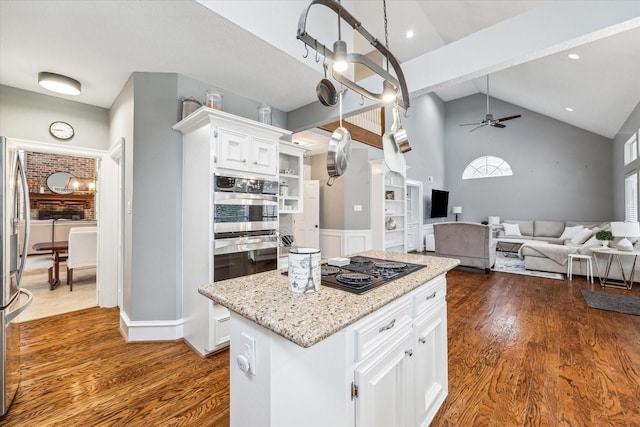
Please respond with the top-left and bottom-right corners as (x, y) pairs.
(32, 240), (68, 289)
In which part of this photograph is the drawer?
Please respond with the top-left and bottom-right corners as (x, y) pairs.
(354, 298), (413, 362)
(413, 274), (446, 316)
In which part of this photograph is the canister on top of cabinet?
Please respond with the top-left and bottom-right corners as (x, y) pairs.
(205, 89), (223, 110)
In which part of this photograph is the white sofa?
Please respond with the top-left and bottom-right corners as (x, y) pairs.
(499, 220), (638, 280)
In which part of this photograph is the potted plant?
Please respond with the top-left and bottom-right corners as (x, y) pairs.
(595, 230), (614, 247)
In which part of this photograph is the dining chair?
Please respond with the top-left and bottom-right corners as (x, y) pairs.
(24, 255), (55, 288)
(66, 227), (97, 291)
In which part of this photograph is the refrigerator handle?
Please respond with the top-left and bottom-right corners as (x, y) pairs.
(5, 289), (33, 323)
(16, 155), (30, 286)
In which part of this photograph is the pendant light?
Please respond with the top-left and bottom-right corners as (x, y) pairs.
(332, 1), (348, 73)
(38, 72), (81, 95)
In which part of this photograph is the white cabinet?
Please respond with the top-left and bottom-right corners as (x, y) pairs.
(217, 127), (277, 176)
(371, 159), (407, 253)
(227, 272), (448, 427)
(354, 275), (447, 427)
(278, 142), (308, 214)
(173, 107), (291, 356)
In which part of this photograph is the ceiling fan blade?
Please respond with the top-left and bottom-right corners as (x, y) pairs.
(492, 123), (506, 128)
(469, 124), (487, 132)
(460, 122), (482, 126)
(496, 114), (521, 122)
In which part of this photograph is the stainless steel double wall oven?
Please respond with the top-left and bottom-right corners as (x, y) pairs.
(213, 175), (278, 281)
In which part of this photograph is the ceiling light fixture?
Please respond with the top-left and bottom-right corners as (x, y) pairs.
(565, 107), (574, 112)
(382, 80), (397, 103)
(406, 30), (414, 39)
(332, 40), (348, 73)
(568, 53), (580, 60)
(38, 72), (81, 95)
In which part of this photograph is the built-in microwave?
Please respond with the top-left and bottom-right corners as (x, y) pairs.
(213, 175), (278, 233)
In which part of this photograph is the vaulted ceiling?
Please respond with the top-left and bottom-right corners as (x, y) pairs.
(1, 1), (638, 143)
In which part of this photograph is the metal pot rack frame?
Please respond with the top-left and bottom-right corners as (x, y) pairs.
(297, 0), (411, 112)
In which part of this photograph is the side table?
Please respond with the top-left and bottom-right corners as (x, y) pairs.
(567, 253), (593, 283)
(591, 247), (640, 290)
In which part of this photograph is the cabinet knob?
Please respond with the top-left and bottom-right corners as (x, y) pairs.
(425, 291), (437, 300)
(418, 337), (426, 344)
(315, 225), (318, 228)
(253, 160), (257, 164)
(405, 349), (413, 357)
(242, 159), (247, 163)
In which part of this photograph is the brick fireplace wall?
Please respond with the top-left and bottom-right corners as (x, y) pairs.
(26, 151), (96, 220)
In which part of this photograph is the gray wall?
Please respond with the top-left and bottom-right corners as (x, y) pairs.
(0, 85), (109, 150)
(444, 93), (613, 223)
(614, 100), (640, 220)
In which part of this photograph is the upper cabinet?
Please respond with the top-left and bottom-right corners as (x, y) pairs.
(278, 142), (308, 214)
(217, 128), (277, 176)
(174, 107), (290, 179)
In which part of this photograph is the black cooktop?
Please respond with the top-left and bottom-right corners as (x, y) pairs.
(320, 256), (426, 295)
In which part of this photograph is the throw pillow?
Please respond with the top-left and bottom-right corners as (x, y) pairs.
(571, 228), (593, 244)
(559, 225), (584, 240)
(503, 223), (522, 236)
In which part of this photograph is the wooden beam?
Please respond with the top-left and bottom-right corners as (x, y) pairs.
(318, 107), (386, 150)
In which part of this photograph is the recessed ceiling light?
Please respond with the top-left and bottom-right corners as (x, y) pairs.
(568, 53), (580, 60)
(565, 107), (574, 112)
(406, 30), (414, 39)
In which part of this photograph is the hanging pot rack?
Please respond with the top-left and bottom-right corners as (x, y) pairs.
(296, 0), (410, 112)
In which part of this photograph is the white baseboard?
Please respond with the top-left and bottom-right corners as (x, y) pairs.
(319, 229), (372, 258)
(120, 310), (184, 342)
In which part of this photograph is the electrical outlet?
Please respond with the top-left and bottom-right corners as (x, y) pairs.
(427, 176), (433, 182)
(241, 333), (256, 375)
(354, 205), (362, 212)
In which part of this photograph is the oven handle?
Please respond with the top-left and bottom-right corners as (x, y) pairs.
(215, 192), (278, 204)
(214, 236), (277, 254)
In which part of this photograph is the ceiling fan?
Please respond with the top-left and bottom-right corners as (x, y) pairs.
(460, 75), (521, 132)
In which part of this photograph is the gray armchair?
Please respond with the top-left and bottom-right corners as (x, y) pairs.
(433, 222), (497, 273)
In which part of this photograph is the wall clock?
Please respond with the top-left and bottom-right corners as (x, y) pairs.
(49, 121), (74, 140)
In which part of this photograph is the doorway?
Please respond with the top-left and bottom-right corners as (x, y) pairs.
(12, 138), (118, 321)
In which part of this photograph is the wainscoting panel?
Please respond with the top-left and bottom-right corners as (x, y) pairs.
(319, 229), (372, 258)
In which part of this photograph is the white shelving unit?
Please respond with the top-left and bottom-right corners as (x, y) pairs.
(406, 179), (424, 252)
(278, 142), (308, 214)
(370, 159), (407, 253)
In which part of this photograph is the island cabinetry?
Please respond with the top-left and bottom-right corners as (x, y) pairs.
(353, 274), (447, 427)
(173, 107), (290, 356)
(228, 273), (448, 427)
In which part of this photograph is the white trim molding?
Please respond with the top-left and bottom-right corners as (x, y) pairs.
(319, 229), (372, 259)
(120, 310), (184, 342)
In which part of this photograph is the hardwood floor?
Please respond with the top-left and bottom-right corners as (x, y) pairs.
(2, 308), (229, 426)
(2, 269), (639, 426)
(431, 269), (640, 426)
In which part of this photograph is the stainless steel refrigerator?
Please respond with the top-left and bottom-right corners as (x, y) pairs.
(0, 136), (33, 417)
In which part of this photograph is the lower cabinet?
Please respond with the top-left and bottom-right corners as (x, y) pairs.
(227, 274), (448, 427)
(353, 277), (448, 427)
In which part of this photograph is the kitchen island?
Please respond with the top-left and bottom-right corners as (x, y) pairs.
(199, 250), (459, 427)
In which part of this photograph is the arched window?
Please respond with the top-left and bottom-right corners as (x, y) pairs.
(462, 156), (513, 180)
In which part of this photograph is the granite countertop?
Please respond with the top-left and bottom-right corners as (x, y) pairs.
(198, 250), (460, 348)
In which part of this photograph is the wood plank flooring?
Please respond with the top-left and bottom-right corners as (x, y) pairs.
(2, 308), (229, 426)
(2, 269), (639, 426)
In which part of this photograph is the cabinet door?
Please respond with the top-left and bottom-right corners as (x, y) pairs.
(251, 136), (277, 175)
(413, 302), (448, 427)
(355, 330), (413, 427)
(217, 128), (251, 171)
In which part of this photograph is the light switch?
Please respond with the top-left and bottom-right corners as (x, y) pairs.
(354, 205), (362, 212)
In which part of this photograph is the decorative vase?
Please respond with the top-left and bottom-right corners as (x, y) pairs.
(600, 240), (609, 247)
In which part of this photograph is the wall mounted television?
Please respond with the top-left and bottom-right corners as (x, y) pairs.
(430, 189), (449, 218)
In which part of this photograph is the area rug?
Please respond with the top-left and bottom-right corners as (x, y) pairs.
(580, 289), (640, 316)
(491, 252), (564, 280)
